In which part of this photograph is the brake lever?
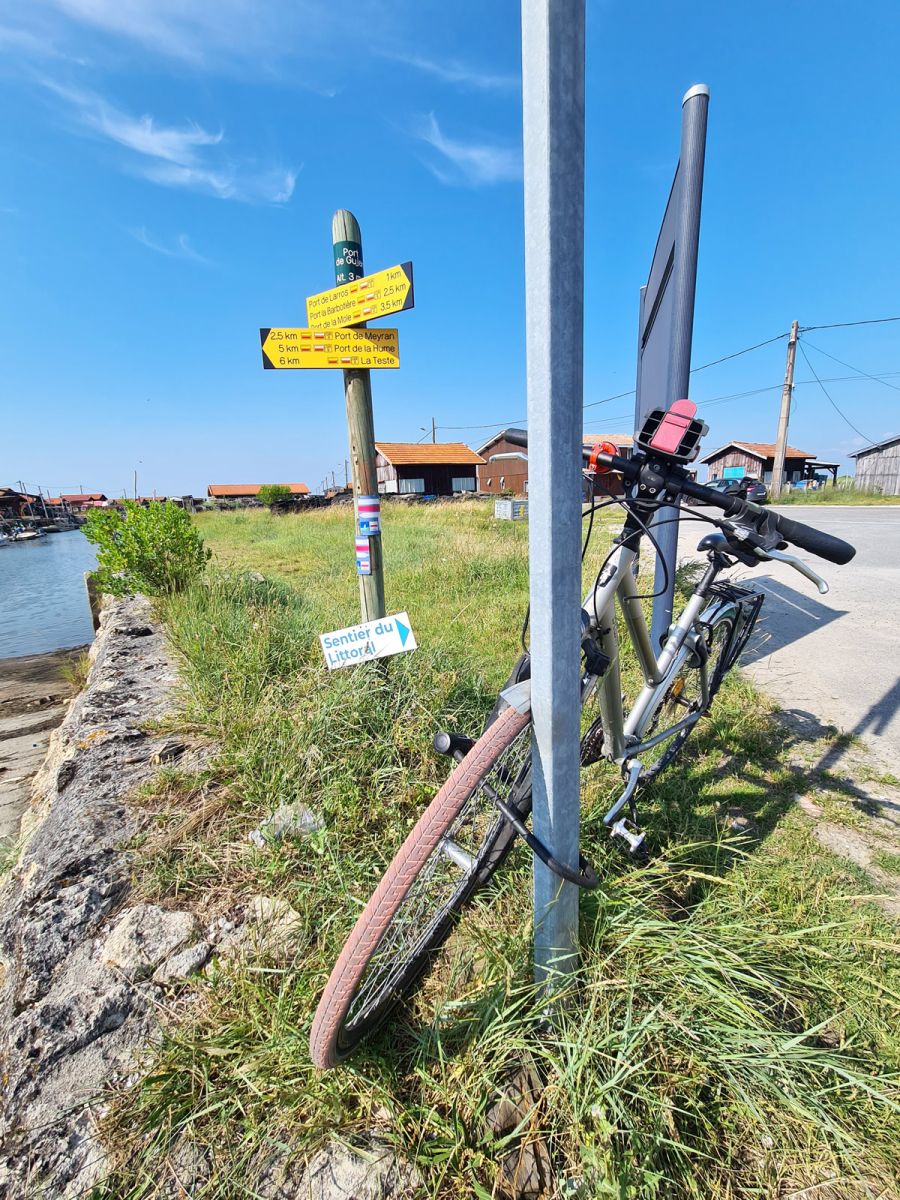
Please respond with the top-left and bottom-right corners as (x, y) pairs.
(755, 547), (829, 594)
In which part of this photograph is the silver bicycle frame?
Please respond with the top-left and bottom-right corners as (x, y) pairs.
(581, 543), (723, 768)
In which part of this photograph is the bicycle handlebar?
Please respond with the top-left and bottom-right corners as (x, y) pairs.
(501, 430), (856, 566)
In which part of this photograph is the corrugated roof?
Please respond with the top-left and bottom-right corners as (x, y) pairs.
(207, 483), (310, 497)
(699, 441), (812, 465)
(375, 443), (485, 466)
(850, 433), (900, 457)
(59, 493), (107, 502)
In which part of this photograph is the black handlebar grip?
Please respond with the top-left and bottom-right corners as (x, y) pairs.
(770, 513), (856, 565)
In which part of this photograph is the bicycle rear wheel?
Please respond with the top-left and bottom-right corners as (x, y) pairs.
(310, 705), (532, 1069)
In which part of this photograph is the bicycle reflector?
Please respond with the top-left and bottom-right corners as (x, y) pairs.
(587, 440), (619, 473)
(636, 399), (708, 463)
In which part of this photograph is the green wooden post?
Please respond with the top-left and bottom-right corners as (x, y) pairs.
(333, 209), (386, 622)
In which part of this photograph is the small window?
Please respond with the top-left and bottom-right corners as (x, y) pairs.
(399, 477), (425, 494)
(452, 476), (476, 492)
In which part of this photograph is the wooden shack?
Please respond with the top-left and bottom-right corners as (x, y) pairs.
(851, 434), (900, 495)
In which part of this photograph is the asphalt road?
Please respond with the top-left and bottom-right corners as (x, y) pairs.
(675, 506), (900, 771)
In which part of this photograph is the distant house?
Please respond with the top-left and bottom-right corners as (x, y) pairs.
(49, 493), (109, 511)
(850, 434), (900, 495)
(699, 442), (818, 486)
(374, 443), (484, 496)
(0, 488), (39, 518)
(206, 483), (310, 502)
(475, 429), (634, 496)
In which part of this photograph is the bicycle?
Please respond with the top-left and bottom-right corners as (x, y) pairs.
(310, 400), (856, 1068)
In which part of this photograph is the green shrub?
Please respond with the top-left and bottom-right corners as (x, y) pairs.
(84, 501), (211, 596)
(256, 484), (292, 506)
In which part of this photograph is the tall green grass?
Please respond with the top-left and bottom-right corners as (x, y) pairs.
(100, 505), (900, 1199)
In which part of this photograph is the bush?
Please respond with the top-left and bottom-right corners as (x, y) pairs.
(84, 501), (211, 596)
(256, 484), (292, 506)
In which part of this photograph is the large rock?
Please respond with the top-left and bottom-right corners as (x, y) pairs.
(256, 1138), (422, 1200)
(103, 904), (198, 981)
(0, 596), (185, 1198)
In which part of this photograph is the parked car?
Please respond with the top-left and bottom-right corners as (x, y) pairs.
(687, 477), (768, 505)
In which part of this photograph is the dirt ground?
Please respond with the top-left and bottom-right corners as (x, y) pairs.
(0, 648), (85, 845)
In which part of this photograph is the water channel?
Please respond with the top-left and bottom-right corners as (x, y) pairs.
(0, 531), (97, 658)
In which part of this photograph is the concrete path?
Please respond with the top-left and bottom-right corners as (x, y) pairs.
(676, 506), (900, 772)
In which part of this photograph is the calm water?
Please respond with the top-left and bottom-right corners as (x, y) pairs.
(0, 530), (98, 658)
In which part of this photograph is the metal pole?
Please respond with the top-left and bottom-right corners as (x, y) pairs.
(771, 321), (799, 496)
(649, 84), (709, 651)
(332, 209), (386, 622)
(521, 0), (586, 992)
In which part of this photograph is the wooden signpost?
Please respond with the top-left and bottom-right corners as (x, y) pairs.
(259, 208), (414, 626)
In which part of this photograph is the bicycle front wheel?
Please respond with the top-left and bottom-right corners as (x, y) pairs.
(310, 705), (532, 1069)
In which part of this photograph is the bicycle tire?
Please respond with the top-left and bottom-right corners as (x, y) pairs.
(310, 705), (532, 1069)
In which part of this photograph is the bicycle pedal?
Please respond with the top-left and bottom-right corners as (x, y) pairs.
(610, 817), (646, 855)
(433, 731), (475, 762)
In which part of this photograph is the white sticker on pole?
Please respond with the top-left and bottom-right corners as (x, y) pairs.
(320, 612), (417, 670)
(355, 536), (371, 575)
(357, 494), (381, 536)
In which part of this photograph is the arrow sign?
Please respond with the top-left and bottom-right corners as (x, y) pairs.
(306, 262), (414, 331)
(320, 611), (418, 670)
(259, 327), (399, 370)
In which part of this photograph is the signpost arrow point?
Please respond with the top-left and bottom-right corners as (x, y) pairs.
(396, 618), (410, 646)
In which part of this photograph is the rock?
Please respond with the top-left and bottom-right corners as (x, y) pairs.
(248, 803), (322, 848)
(103, 905), (198, 981)
(795, 794), (824, 818)
(297, 1139), (421, 1200)
(153, 941), (212, 985)
(150, 738), (190, 765)
(0, 596), (191, 1197)
(215, 895), (305, 961)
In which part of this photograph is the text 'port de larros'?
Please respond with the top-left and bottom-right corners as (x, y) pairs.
(320, 612), (417, 670)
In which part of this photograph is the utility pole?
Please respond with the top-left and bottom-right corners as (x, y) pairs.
(133, 469), (138, 501)
(771, 320), (799, 498)
(333, 209), (386, 622)
(431, 417), (436, 443)
(522, 0), (586, 994)
(344, 460), (349, 487)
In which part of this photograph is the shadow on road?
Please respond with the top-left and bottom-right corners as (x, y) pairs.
(740, 575), (848, 666)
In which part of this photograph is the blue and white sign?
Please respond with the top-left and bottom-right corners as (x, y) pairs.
(320, 611), (417, 670)
(723, 465), (745, 480)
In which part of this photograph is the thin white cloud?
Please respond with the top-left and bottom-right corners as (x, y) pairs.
(38, 77), (296, 203)
(128, 226), (212, 264)
(383, 50), (519, 93)
(413, 112), (521, 187)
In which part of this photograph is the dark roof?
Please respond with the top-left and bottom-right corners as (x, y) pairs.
(700, 441), (812, 465)
(59, 493), (107, 503)
(475, 428), (633, 455)
(849, 434), (900, 458)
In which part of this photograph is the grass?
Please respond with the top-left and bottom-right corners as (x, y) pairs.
(97, 503), (900, 1199)
(58, 648), (92, 690)
(774, 485), (900, 505)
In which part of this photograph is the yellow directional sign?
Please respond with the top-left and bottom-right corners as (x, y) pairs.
(306, 262), (414, 330)
(259, 327), (399, 370)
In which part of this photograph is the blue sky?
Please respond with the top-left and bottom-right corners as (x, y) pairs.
(1, 0), (898, 497)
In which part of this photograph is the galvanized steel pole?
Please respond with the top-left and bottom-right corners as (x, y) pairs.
(521, 0), (586, 991)
(649, 85), (709, 651)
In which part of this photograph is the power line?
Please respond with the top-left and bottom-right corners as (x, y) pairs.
(799, 339), (900, 394)
(436, 331), (790, 433)
(800, 316), (900, 332)
(797, 341), (875, 444)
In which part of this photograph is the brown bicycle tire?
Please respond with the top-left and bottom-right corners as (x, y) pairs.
(310, 705), (531, 1069)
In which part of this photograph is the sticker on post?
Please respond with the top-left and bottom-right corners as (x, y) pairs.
(357, 495), (381, 536)
(320, 612), (417, 670)
(355, 536), (371, 575)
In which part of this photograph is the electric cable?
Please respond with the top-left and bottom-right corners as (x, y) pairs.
(797, 342), (876, 444)
(799, 340), (900, 394)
